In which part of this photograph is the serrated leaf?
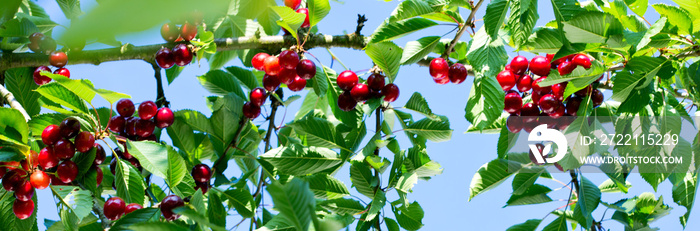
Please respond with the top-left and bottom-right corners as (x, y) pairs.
(365, 41), (402, 82)
(126, 141), (187, 187)
(197, 70), (246, 99)
(271, 6), (305, 41)
(512, 167), (546, 195)
(221, 187), (255, 218)
(225, 66), (260, 90)
(35, 82), (89, 114)
(370, 18), (438, 44)
(114, 159), (146, 204)
(318, 198), (365, 215)
(388, 0), (435, 22)
(260, 145), (342, 175)
(42, 73), (130, 104)
(653, 4), (691, 34)
(267, 179), (316, 231)
(307, 0), (330, 27)
(110, 208), (160, 231)
(469, 158), (522, 200)
(392, 201), (423, 231)
(304, 174), (350, 199)
(400, 36), (441, 65)
(505, 184), (553, 206)
(56, 0), (81, 20)
(403, 92), (437, 119)
(288, 115), (346, 150)
(404, 115), (452, 142)
(4, 68), (41, 117)
(542, 216), (568, 231)
(208, 192), (227, 228)
(483, 0), (509, 39)
(506, 219), (542, 231)
(50, 186), (93, 222)
(350, 162), (377, 198)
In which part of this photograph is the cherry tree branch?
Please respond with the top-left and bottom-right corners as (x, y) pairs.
(0, 83), (31, 121)
(149, 61), (168, 108)
(441, 0), (483, 59)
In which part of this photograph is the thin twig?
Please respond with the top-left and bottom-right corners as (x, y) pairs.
(149, 61), (168, 108)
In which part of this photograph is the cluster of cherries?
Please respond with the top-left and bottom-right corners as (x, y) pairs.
(102, 194), (184, 221)
(336, 70), (400, 111)
(498, 54), (604, 134)
(428, 58), (468, 84)
(30, 33), (70, 85)
(108, 99), (174, 140)
(283, 0), (310, 30)
(191, 164), (212, 193)
(154, 19), (200, 69)
(244, 50), (317, 119)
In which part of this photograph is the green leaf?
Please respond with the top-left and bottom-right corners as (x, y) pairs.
(0, 18), (38, 37)
(612, 57), (670, 102)
(0, 0), (21, 26)
(365, 190), (386, 221)
(307, 0), (330, 27)
(0, 107), (29, 144)
(521, 28), (564, 53)
(404, 115), (452, 142)
(469, 158), (522, 200)
(572, 176), (601, 229)
(365, 41), (402, 82)
(467, 27), (508, 76)
(465, 73), (504, 131)
(56, 0), (81, 20)
(512, 167), (546, 195)
(73, 148), (96, 177)
(392, 201), (424, 231)
(225, 66), (260, 90)
(267, 179), (316, 231)
(41, 73), (130, 104)
(35, 82), (89, 114)
(598, 179), (632, 193)
(4, 68), (41, 117)
(318, 198), (365, 215)
(506, 219), (542, 231)
(208, 192), (227, 228)
(653, 4), (692, 35)
(288, 116), (346, 150)
(625, 0), (648, 16)
(260, 145), (342, 175)
(388, 0), (435, 22)
(672, 0), (700, 29)
(50, 186), (93, 221)
(110, 208), (160, 231)
(304, 174), (350, 199)
(221, 188), (255, 218)
(562, 12), (620, 44)
(672, 173), (697, 227)
(403, 92), (438, 120)
(350, 162), (377, 198)
(400, 36), (441, 65)
(166, 66), (185, 84)
(271, 6), (305, 41)
(483, 0), (510, 39)
(636, 17), (666, 51)
(128, 222), (189, 231)
(370, 18), (438, 44)
(542, 216), (568, 231)
(505, 184), (553, 206)
(508, 0), (539, 48)
(197, 70), (246, 99)
(126, 141), (187, 188)
(114, 158), (146, 204)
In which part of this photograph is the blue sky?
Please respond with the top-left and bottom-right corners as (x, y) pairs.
(30, 0), (700, 230)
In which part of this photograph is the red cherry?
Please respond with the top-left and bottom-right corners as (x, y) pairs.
(53, 68), (70, 78)
(591, 89), (604, 107)
(531, 91), (542, 106)
(54, 139), (75, 160)
(57, 160), (78, 183)
(2, 170), (24, 191)
(156, 47), (175, 69)
(296, 59), (316, 80)
(551, 82), (566, 101)
(33, 66), (52, 85)
(134, 119), (155, 138)
(195, 181), (211, 194)
(279, 50), (299, 69)
(49, 51), (68, 68)
(172, 44), (193, 66)
(263, 74), (280, 92)
(337, 92), (358, 111)
(125, 203), (142, 214)
(161, 23), (180, 42)
(264, 56), (282, 76)
(128, 158), (142, 170)
(506, 115), (523, 133)
(41, 124), (61, 146)
(38, 147), (59, 170)
(75, 131), (95, 153)
(566, 96), (582, 116)
(429, 58), (449, 79)
(546, 54), (555, 62)
(516, 75), (533, 92)
(448, 63), (468, 84)
(160, 195), (185, 221)
(242, 102), (261, 119)
(496, 70), (516, 91)
(252, 53), (270, 71)
(549, 104), (566, 119)
(249, 88), (267, 107)
(337, 70), (358, 91)
(296, 8), (310, 28)
(285, 0), (302, 9)
(13, 199), (34, 220)
(138, 101), (158, 120)
(104, 197), (126, 220)
(96, 167), (103, 186)
(557, 61), (576, 76)
(575, 85), (592, 97)
(60, 117), (81, 139)
(155, 107), (175, 128)
(433, 75), (449, 85)
(180, 23), (197, 41)
(108, 116), (127, 134)
(116, 99), (135, 117)
(288, 76), (307, 92)
(191, 164), (212, 183)
(93, 144), (105, 165)
(30, 171), (51, 190)
(572, 54), (591, 69)
(520, 103), (540, 123)
(350, 83), (370, 102)
(15, 180), (34, 201)
(504, 91), (523, 114)
(116, 147), (133, 160)
(531, 77), (551, 95)
(510, 56), (529, 75)
(538, 94), (560, 114)
(278, 68), (297, 85)
(529, 56), (551, 76)
(366, 73), (386, 91)
(382, 83), (400, 102)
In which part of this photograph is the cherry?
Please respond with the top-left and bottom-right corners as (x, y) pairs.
(41, 124), (61, 145)
(557, 61), (575, 76)
(591, 89), (604, 107)
(33, 66), (52, 85)
(496, 70), (516, 91)
(516, 75), (533, 92)
(104, 197), (126, 220)
(504, 91), (523, 114)
(337, 92), (357, 111)
(531, 77), (551, 95)
(249, 88), (267, 107)
(134, 119), (156, 138)
(549, 82), (566, 101)
(242, 102), (261, 119)
(155, 107), (175, 128)
(382, 83), (400, 102)
(128, 158), (142, 170)
(108, 116), (126, 133)
(520, 103), (540, 123)
(60, 117), (81, 138)
(538, 94), (560, 114)
(93, 144), (105, 165)
(116, 99), (135, 117)
(29, 33), (44, 44)
(38, 147), (59, 170)
(264, 56), (282, 76)
(546, 54), (555, 62)
(279, 50), (299, 69)
(285, 0), (302, 9)
(116, 147), (133, 159)
(57, 160), (78, 183)
(125, 203), (143, 214)
(125, 117), (138, 137)
(191, 164), (212, 183)
(28, 42), (41, 53)
(278, 68), (297, 85)
(448, 63), (468, 84)
(296, 8), (310, 28)
(109, 158), (117, 175)
(54, 139), (76, 160)
(288, 76), (307, 92)
(180, 23), (197, 41)
(53, 68), (70, 78)
(529, 56), (551, 76)
(172, 44), (193, 66)
(13, 199), (34, 220)
(263, 74), (280, 92)
(574, 85), (592, 97)
(75, 131), (95, 153)
(296, 59), (316, 80)
(30, 171), (51, 190)
(15, 180), (34, 201)
(366, 73), (385, 91)
(96, 167), (103, 186)
(566, 96), (582, 116)
(506, 115), (523, 133)
(350, 83), (370, 102)
(572, 54), (591, 69)
(195, 181), (211, 194)
(2, 170), (24, 191)
(336, 70), (358, 91)
(510, 56), (529, 75)
(433, 75), (449, 85)
(531, 91), (541, 106)
(529, 143), (546, 165)
(429, 58), (449, 80)
(160, 195), (185, 221)
(138, 101), (158, 120)
(156, 47), (175, 69)
(252, 53), (270, 71)
(49, 51), (68, 68)
(504, 64), (511, 71)
(161, 23), (180, 42)
(549, 104), (565, 119)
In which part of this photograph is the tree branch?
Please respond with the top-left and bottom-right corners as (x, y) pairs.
(441, 0), (483, 59)
(149, 61), (168, 108)
(0, 83), (31, 121)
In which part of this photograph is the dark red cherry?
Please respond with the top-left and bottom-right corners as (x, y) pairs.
(15, 180), (34, 201)
(557, 61), (576, 76)
(529, 56), (551, 76)
(433, 75), (449, 85)
(296, 8), (310, 28)
(382, 83), (400, 102)
(591, 89), (604, 107)
(252, 53), (270, 71)
(134, 119), (155, 138)
(429, 58), (449, 79)
(242, 102), (261, 119)
(49, 51), (68, 68)
(551, 82), (566, 101)
(279, 50), (299, 69)
(172, 44), (193, 66)
(337, 70), (358, 91)
(74, 131), (95, 153)
(520, 103), (540, 123)
(572, 54), (591, 69)
(538, 94), (560, 114)
(116, 99), (135, 117)
(57, 160), (78, 183)
(288, 76), (306, 92)
(497, 70), (516, 91)
(2, 170), (24, 191)
(156, 47), (175, 69)
(504, 91), (523, 114)
(516, 75), (533, 92)
(506, 115), (523, 133)
(33, 66), (52, 85)
(125, 203), (142, 214)
(510, 56), (529, 75)
(54, 139), (76, 160)
(155, 107), (175, 128)
(93, 144), (106, 165)
(366, 73), (386, 91)
(278, 68), (296, 85)
(566, 96), (582, 116)
(53, 68), (70, 78)
(96, 167), (103, 187)
(574, 85), (592, 97)
(249, 88), (267, 107)
(337, 92), (357, 111)
(263, 74), (280, 92)
(138, 101), (158, 120)
(41, 124), (61, 146)
(350, 83), (370, 102)
(264, 56), (282, 76)
(285, 0), (302, 9)
(108, 116), (126, 134)
(549, 104), (566, 119)
(13, 199), (34, 220)
(296, 59), (316, 80)
(180, 23), (197, 41)
(104, 197), (126, 220)
(448, 63), (468, 84)
(191, 164), (212, 183)
(531, 77), (551, 95)
(195, 181), (211, 194)
(59, 117), (80, 138)
(38, 147), (59, 170)
(160, 195), (185, 221)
